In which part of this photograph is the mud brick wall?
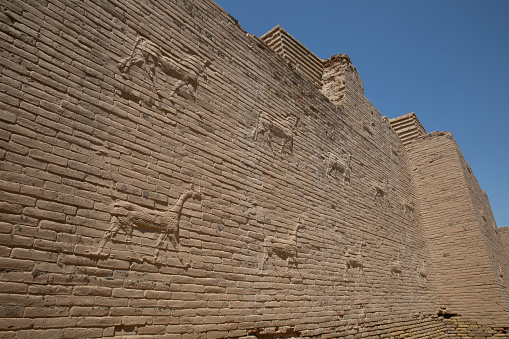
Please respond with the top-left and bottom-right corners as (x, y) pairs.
(406, 132), (509, 327)
(0, 0), (464, 337)
(499, 227), (509, 260)
(443, 316), (509, 338)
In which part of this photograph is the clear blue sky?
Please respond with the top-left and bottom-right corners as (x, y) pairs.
(215, 0), (509, 227)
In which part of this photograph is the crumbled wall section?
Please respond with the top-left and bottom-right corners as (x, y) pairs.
(406, 132), (509, 327)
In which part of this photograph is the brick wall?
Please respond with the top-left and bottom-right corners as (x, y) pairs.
(406, 132), (509, 327)
(0, 0), (496, 337)
(499, 227), (509, 260)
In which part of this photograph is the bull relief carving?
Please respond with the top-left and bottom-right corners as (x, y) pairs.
(326, 151), (352, 184)
(403, 201), (416, 221)
(260, 215), (305, 271)
(344, 238), (366, 281)
(252, 110), (299, 155)
(118, 35), (211, 98)
(373, 176), (389, 207)
(87, 185), (202, 266)
(363, 111), (376, 136)
(389, 251), (402, 280)
(418, 260), (429, 287)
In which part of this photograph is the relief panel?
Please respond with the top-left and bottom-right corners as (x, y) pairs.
(260, 215), (305, 272)
(87, 185), (202, 266)
(252, 110), (299, 155)
(118, 35), (211, 98)
(373, 176), (390, 207)
(325, 151), (352, 183)
(344, 238), (367, 282)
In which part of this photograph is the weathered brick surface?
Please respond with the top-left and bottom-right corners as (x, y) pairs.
(0, 0), (506, 337)
(499, 226), (509, 260)
(406, 132), (509, 328)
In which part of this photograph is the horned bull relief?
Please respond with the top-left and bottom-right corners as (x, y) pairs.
(252, 110), (299, 155)
(325, 151), (352, 183)
(118, 35), (211, 98)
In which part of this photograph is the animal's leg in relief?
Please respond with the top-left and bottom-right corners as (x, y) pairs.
(260, 253), (268, 270)
(124, 226), (141, 261)
(252, 126), (259, 140)
(282, 137), (293, 154)
(168, 233), (186, 265)
(261, 248), (272, 270)
(118, 54), (144, 77)
(280, 138), (287, 154)
(288, 255), (297, 267)
(326, 165), (332, 178)
(147, 57), (160, 94)
(187, 81), (197, 98)
(153, 232), (168, 262)
(88, 216), (121, 256)
(266, 132), (277, 154)
(172, 79), (185, 97)
(252, 124), (263, 141)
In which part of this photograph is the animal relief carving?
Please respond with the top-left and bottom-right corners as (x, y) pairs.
(418, 260), (429, 287)
(403, 202), (415, 221)
(344, 238), (366, 281)
(390, 252), (402, 277)
(87, 185), (202, 266)
(373, 177), (389, 207)
(167, 54), (211, 98)
(260, 215), (304, 271)
(252, 110), (299, 155)
(118, 35), (211, 98)
(326, 151), (352, 183)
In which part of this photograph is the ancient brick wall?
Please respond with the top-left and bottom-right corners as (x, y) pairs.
(458, 145), (509, 326)
(406, 132), (509, 328)
(499, 227), (509, 260)
(0, 0), (469, 337)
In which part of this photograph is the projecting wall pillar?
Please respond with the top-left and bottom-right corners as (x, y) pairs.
(406, 131), (509, 327)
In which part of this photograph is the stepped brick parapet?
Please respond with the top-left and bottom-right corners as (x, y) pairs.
(388, 112), (427, 146)
(262, 25), (323, 86)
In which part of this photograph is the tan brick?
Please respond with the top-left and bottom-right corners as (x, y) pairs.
(76, 316), (115, 327)
(0, 318), (33, 330)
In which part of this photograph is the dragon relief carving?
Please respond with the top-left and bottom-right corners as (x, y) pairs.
(87, 185), (202, 266)
(252, 110), (299, 155)
(118, 35), (211, 98)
